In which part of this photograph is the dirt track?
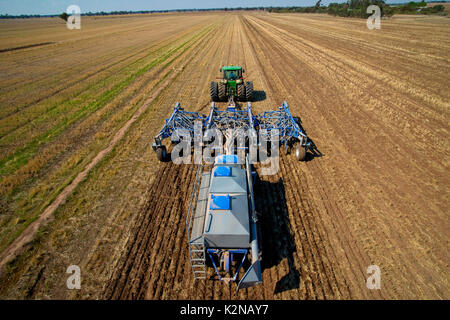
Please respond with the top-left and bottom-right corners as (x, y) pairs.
(0, 13), (448, 299)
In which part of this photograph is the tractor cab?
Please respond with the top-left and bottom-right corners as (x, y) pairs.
(222, 66), (243, 81)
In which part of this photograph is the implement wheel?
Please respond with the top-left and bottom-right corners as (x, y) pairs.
(294, 142), (306, 161)
(218, 83), (227, 102)
(210, 82), (219, 102)
(156, 146), (167, 162)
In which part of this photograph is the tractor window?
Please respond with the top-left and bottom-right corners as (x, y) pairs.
(224, 70), (240, 80)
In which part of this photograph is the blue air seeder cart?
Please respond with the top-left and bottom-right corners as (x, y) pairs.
(152, 100), (311, 290)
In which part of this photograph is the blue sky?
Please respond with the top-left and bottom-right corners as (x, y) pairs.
(0, 0), (412, 15)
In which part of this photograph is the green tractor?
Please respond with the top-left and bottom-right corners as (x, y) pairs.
(210, 65), (254, 102)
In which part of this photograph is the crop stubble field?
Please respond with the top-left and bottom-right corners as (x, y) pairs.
(0, 12), (448, 299)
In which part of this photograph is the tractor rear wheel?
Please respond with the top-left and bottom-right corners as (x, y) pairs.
(245, 81), (254, 101)
(218, 83), (227, 101)
(294, 142), (306, 161)
(210, 82), (219, 102)
(156, 146), (167, 162)
(237, 84), (245, 101)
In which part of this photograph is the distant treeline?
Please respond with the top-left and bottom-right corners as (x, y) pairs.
(266, 0), (447, 17)
(0, 7), (267, 19)
(388, 0), (447, 15)
(0, 0), (447, 19)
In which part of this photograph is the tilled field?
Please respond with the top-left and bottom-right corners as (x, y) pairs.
(0, 12), (448, 300)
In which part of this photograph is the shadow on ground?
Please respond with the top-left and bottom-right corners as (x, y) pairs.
(252, 90), (266, 102)
(254, 177), (301, 294)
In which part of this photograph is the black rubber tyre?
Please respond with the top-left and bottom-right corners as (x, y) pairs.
(210, 82), (219, 102)
(294, 142), (306, 161)
(245, 81), (254, 101)
(156, 146), (167, 162)
(237, 83), (246, 101)
(218, 83), (227, 101)
(282, 143), (289, 155)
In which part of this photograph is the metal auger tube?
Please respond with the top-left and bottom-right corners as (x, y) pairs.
(250, 217), (260, 266)
(246, 155), (260, 265)
(237, 155), (262, 290)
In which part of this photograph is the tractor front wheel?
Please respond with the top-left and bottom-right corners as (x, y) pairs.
(218, 83), (227, 101)
(210, 82), (219, 102)
(245, 81), (254, 101)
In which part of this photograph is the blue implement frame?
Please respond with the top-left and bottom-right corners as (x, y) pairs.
(256, 101), (310, 150)
(205, 102), (257, 132)
(152, 102), (206, 150)
(153, 101), (310, 153)
(207, 249), (248, 282)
